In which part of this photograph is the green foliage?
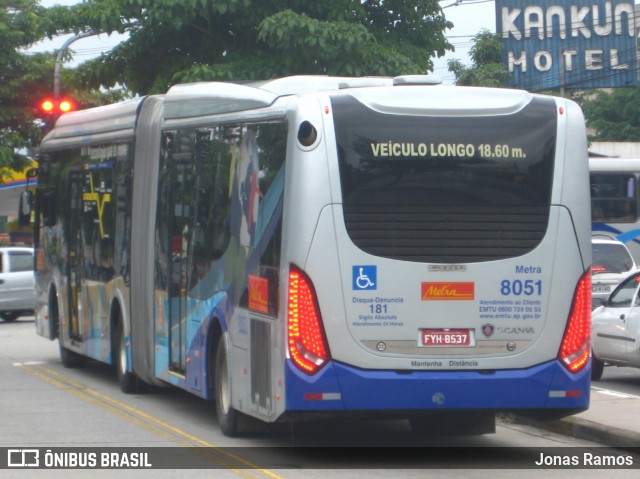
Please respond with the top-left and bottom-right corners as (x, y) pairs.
(3, 0), (454, 182)
(0, 0), (130, 183)
(58, 0), (452, 94)
(581, 88), (640, 141)
(469, 30), (502, 66)
(448, 30), (509, 87)
(0, 0), (55, 180)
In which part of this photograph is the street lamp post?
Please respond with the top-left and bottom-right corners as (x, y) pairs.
(53, 29), (95, 99)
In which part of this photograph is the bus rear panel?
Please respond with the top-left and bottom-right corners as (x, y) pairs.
(280, 84), (591, 423)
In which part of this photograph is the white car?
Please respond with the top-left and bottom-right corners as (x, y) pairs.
(0, 247), (35, 322)
(591, 269), (640, 380)
(591, 234), (636, 309)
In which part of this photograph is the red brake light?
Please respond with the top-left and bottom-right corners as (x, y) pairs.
(559, 269), (591, 373)
(287, 266), (330, 374)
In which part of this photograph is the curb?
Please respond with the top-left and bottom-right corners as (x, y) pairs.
(514, 415), (640, 452)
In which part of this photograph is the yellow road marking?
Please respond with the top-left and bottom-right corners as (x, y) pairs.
(19, 363), (284, 479)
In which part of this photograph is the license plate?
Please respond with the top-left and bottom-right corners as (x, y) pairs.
(592, 284), (611, 293)
(419, 329), (474, 347)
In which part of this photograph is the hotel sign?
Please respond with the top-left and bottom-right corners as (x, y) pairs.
(496, 0), (638, 89)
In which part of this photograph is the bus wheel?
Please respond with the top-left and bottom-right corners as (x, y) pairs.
(116, 322), (140, 393)
(214, 334), (238, 436)
(591, 353), (605, 381)
(59, 341), (86, 368)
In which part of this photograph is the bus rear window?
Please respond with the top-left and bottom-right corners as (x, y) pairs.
(332, 94), (557, 263)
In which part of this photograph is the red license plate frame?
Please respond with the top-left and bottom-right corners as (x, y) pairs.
(419, 328), (474, 347)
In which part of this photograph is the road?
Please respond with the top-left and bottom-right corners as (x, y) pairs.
(0, 316), (638, 478)
(592, 363), (640, 397)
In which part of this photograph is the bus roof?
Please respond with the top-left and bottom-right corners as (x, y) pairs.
(162, 75), (445, 120)
(589, 156), (640, 171)
(40, 75), (540, 149)
(40, 97), (146, 149)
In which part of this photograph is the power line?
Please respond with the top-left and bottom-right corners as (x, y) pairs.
(441, 0), (495, 9)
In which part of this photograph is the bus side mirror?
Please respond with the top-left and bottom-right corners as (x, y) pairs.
(18, 190), (33, 226)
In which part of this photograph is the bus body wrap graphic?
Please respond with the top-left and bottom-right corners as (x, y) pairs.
(32, 76), (591, 436)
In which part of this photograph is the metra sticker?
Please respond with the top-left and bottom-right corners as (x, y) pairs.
(421, 282), (474, 301)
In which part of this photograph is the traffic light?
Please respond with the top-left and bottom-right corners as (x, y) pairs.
(59, 99), (75, 113)
(39, 97), (76, 115)
(40, 99), (55, 113)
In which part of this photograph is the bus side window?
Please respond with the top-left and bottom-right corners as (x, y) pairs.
(189, 128), (233, 289)
(238, 122), (286, 317)
(37, 160), (57, 227)
(40, 190), (56, 227)
(613, 199), (636, 222)
(590, 173), (637, 222)
(591, 203), (604, 221)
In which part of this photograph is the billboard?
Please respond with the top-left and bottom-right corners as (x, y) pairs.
(0, 162), (37, 217)
(496, 0), (638, 90)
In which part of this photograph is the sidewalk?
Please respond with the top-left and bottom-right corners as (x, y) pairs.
(514, 386), (640, 450)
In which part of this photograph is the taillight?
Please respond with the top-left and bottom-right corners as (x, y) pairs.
(558, 269), (591, 373)
(287, 266), (330, 374)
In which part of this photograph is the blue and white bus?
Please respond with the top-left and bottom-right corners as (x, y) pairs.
(30, 76), (592, 436)
(590, 156), (640, 263)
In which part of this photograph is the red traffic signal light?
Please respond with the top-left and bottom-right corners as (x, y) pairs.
(40, 99), (55, 113)
(39, 98), (76, 115)
(59, 99), (74, 113)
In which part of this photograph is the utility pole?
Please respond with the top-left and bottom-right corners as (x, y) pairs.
(559, 50), (565, 97)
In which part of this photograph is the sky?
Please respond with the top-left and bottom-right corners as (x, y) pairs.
(34, 0), (498, 84)
(434, 0), (497, 81)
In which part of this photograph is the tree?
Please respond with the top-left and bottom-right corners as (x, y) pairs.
(0, 1), (134, 183)
(580, 88), (640, 141)
(2, 0), (455, 180)
(51, 0), (453, 94)
(447, 30), (509, 87)
(0, 0), (57, 180)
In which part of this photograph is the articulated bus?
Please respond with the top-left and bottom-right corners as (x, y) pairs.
(590, 156), (640, 262)
(30, 76), (592, 436)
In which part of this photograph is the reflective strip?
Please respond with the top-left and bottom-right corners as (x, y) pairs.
(303, 393), (342, 401)
(549, 390), (582, 398)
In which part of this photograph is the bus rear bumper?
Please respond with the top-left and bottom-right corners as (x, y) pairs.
(284, 359), (590, 413)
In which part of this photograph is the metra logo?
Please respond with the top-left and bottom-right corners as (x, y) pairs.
(421, 282), (474, 300)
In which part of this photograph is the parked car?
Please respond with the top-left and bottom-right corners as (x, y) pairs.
(591, 234), (636, 309)
(0, 247), (35, 322)
(591, 269), (640, 380)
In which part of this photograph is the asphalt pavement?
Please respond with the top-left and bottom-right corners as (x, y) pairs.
(513, 384), (640, 450)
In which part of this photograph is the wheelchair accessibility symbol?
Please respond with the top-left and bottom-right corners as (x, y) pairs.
(353, 265), (377, 290)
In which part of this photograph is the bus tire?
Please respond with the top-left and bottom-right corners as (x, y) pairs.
(214, 334), (238, 437)
(116, 322), (140, 394)
(59, 341), (86, 368)
(591, 353), (605, 381)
